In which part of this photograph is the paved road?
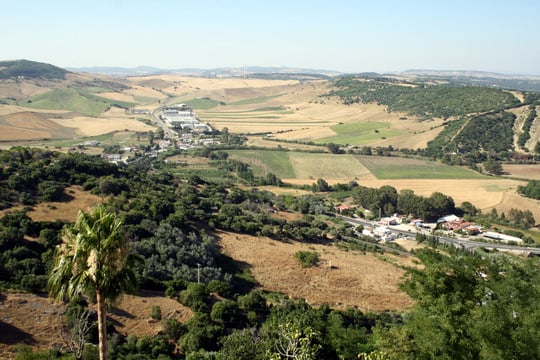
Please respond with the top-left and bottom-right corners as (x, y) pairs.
(151, 106), (176, 139)
(338, 215), (540, 256)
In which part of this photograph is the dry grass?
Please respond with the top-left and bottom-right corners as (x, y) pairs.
(0, 291), (193, 358)
(50, 116), (152, 137)
(0, 293), (65, 358)
(217, 231), (414, 311)
(108, 291), (193, 338)
(27, 186), (103, 223)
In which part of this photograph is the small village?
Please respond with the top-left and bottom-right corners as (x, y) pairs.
(87, 103), (221, 165)
(335, 203), (530, 254)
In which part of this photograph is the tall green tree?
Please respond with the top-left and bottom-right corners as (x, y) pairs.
(376, 249), (540, 359)
(48, 204), (140, 360)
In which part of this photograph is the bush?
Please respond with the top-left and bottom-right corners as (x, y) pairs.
(294, 250), (319, 268)
(151, 305), (162, 321)
(207, 279), (231, 298)
(162, 318), (185, 341)
(180, 283), (209, 312)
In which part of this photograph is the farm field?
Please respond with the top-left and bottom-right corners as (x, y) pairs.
(228, 150), (487, 181)
(1, 74), (442, 151)
(224, 149), (540, 220)
(503, 163), (540, 180)
(358, 156), (488, 179)
(1, 72), (538, 224)
(316, 121), (403, 145)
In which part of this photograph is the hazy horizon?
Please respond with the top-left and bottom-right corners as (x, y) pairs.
(3, 0), (540, 75)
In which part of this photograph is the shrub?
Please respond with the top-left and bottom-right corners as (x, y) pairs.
(207, 279), (231, 298)
(180, 283), (209, 312)
(151, 305), (162, 321)
(294, 250), (320, 268)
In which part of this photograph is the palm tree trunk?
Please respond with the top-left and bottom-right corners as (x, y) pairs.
(96, 290), (108, 360)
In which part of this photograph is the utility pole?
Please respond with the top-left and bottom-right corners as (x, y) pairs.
(197, 263), (201, 284)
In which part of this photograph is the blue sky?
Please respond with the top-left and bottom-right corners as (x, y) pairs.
(3, 0), (539, 74)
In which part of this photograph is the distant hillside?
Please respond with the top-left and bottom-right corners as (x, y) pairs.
(401, 69), (540, 92)
(0, 59), (68, 80)
(68, 65), (342, 77)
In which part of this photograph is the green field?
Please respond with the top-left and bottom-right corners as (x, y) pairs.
(23, 88), (135, 116)
(288, 152), (371, 179)
(229, 94), (282, 106)
(227, 150), (488, 180)
(184, 98), (222, 110)
(317, 121), (402, 145)
(358, 156), (488, 179)
(227, 150), (371, 179)
(227, 150), (295, 178)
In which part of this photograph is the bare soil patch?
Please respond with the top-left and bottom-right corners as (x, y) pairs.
(503, 164), (540, 180)
(217, 231), (414, 311)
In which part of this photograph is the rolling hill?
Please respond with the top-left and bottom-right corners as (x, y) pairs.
(0, 59), (69, 80)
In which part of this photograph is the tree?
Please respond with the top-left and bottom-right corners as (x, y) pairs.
(484, 158), (503, 175)
(269, 320), (321, 359)
(48, 204), (140, 360)
(147, 130), (155, 146)
(327, 143), (342, 154)
(156, 128), (165, 140)
(38, 180), (65, 201)
(312, 178), (330, 192)
(60, 305), (93, 360)
(377, 249), (540, 359)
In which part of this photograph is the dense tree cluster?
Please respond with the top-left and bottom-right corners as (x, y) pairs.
(424, 111), (517, 164)
(519, 180), (540, 200)
(353, 185), (455, 221)
(329, 76), (520, 119)
(377, 248), (540, 359)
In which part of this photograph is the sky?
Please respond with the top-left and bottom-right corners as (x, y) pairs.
(3, 0), (540, 74)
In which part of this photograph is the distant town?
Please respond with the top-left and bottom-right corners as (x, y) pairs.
(83, 103), (221, 165)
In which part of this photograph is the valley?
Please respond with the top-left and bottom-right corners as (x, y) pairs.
(1, 60), (540, 359)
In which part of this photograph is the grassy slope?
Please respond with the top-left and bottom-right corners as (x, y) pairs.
(317, 121), (403, 145)
(227, 150), (295, 177)
(23, 88), (135, 116)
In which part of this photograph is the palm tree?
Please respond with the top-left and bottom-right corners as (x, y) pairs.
(48, 204), (140, 360)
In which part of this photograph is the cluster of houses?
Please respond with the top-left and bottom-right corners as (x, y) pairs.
(160, 104), (212, 132)
(336, 204), (524, 245)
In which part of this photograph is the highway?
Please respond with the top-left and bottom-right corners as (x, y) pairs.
(337, 215), (540, 256)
